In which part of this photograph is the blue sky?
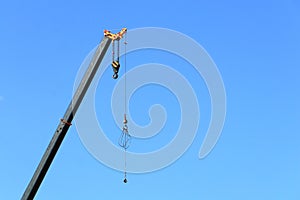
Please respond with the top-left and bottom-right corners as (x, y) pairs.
(1, 0), (299, 199)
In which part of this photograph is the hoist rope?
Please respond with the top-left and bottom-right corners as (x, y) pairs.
(117, 32), (130, 183)
(118, 40), (120, 62)
(124, 148), (127, 183)
(124, 33), (127, 115)
(112, 40), (115, 62)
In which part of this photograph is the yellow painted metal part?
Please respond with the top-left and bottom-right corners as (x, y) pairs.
(104, 28), (127, 41)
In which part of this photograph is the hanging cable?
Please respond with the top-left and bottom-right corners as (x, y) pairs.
(118, 32), (131, 183)
(112, 40), (115, 62)
(124, 149), (127, 183)
(124, 33), (127, 115)
(117, 40), (120, 63)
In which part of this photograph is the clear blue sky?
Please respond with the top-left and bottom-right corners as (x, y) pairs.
(1, 0), (299, 199)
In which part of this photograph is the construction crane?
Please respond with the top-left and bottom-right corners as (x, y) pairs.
(21, 28), (127, 200)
